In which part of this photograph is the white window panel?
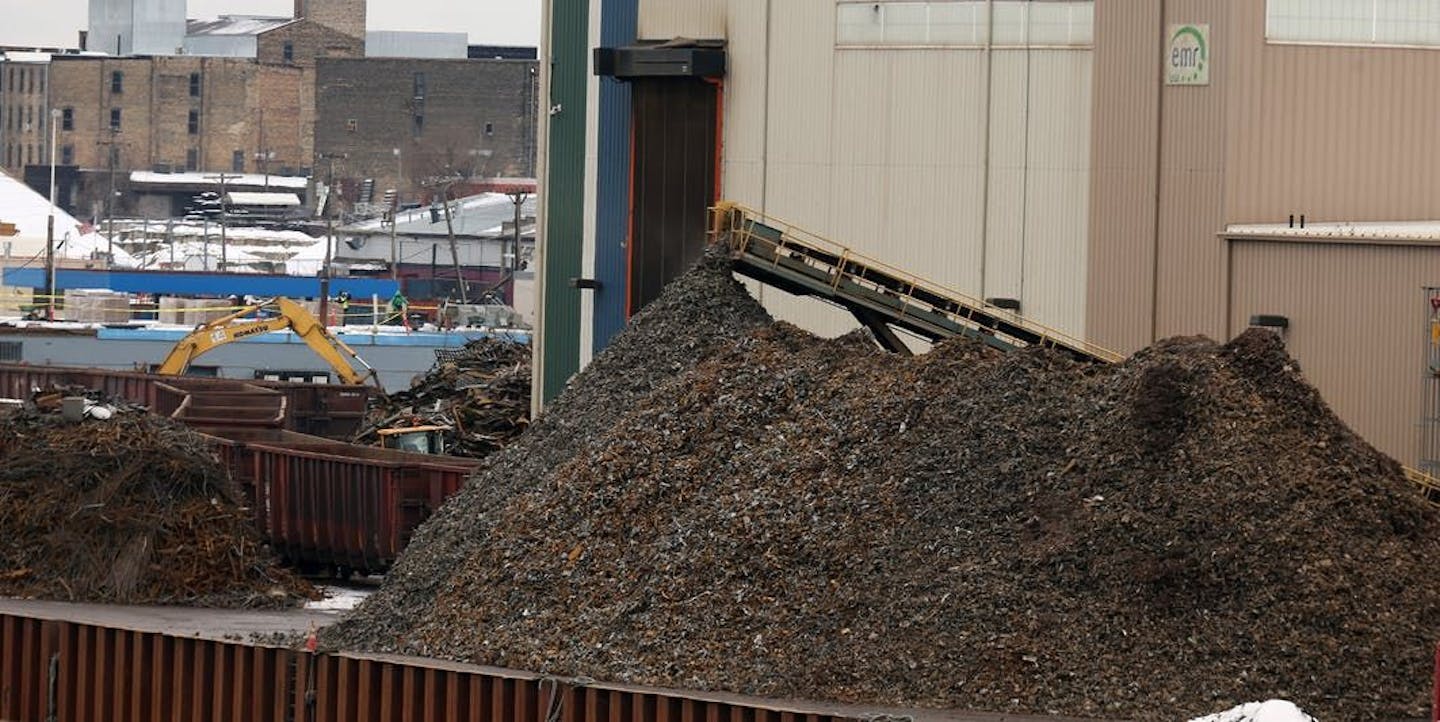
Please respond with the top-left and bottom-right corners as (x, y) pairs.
(1029, 1), (1092, 45)
(835, 0), (1092, 48)
(929, 2), (988, 45)
(885, 3), (933, 43)
(1267, 0), (1440, 47)
(837, 2), (885, 45)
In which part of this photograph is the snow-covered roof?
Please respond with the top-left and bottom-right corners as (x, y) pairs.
(226, 192), (301, 207)
(1226, 221), (1440, 243)
(1, 51), (53, 63)
(343, 192), (536, 237)
(185, 15), (293, 37)
(129, 170), (309, 191)
(0, 168), (132, 265)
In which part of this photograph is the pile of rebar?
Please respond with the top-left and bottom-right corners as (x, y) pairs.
(0, 388), (315, 607)
(354, 338), (530, 457)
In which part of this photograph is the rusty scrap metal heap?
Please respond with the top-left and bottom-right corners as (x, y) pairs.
(0, 387), (315, 608)
(354, 337), (531, 458)
(327, 256), (1440, 721)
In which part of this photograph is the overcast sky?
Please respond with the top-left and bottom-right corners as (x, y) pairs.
(0, 0), (541, 48)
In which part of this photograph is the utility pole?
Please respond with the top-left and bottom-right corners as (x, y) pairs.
(204, 172), (240, 270)
(391, 147), (401, 280)
(45, 108), (60, 321)
(437, 179), (468, 303)
(315, 152), (346, 323)
(98, 127), (120, 261)
(508, 190), (526, 306)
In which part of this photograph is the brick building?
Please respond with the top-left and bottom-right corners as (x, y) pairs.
(315, 57), (537, 204)
(46, 55), (313, 178)
(2, 0), (537, 219)
(0, 54), (54, 172)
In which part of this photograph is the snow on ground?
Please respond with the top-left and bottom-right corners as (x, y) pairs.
(304, 584), (375, 613)
(1189, 700), (1316, 722)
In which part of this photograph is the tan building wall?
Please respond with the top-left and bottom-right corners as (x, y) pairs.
(256, 20), (364, 68)
(293, 0), (366, 41)
(633, 0), (1097, 340)
(1226, 237), (1440, 465)
(1087, 1), (1440, 465)
(46, 56), (311, 177)
(0, 61), (52, 171)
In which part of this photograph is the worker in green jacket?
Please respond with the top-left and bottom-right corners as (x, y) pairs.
(390, 289), (410, 331)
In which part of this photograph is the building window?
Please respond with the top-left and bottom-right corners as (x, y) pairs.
(36, 72), (43, 95)
(109, 108), (121, 130)
(835, 0), (1093, 47)
(187, 110), (198, 135)
(0, 341), (21, 362)
(60, 145), (72, 165)
(283, 42), (294, 63)
(232, 149), (244, 172)
(185, 148), (198, 171)
(109, 145), (120, 166)
(1267, 0), (1440, 46)
(345, 118), (357, 132)
(412, 114), (424, 138)
(61, 107), (73, 131)
(484, 122), (494, 136)
(110, 70), (123, 94)
(189, 72), (201, 97)
(413, 72), (426, 100)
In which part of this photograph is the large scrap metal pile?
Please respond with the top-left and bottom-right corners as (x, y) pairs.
(354, 338), (531, 457)
(0, 388), (314, 607)
(326, 255), (1440, 721)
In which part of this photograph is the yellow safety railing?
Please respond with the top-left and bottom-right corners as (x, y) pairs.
(709, 201), (1124, 363)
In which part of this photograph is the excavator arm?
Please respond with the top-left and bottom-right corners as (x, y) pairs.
(155, 297), (381, 387)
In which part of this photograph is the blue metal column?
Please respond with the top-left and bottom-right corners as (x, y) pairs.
(591, 0), (638, 353)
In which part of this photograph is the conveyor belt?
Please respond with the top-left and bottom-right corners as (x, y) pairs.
(709, 202), (1121, 363)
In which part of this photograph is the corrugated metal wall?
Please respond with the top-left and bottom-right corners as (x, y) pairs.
(0, 612), (865, 722)
(637, 0), (728, 39)
(1225, 3), (1440, 224)
(1228, 239), (1440, 466)
(639, 0), (1096, 339)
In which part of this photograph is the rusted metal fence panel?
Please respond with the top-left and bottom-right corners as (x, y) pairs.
(0, 614), (864, 722)
(0, 363), (372, 440)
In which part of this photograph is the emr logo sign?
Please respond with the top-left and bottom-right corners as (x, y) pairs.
(1166, 24), (1210, 86)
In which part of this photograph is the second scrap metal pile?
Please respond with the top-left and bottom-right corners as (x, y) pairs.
(355, 337), (531, 458)
(0, 387), (315, 608)
(326, 255), (1440, 721)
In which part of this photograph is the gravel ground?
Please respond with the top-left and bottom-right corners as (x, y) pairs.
(325, 257), (1440, 721)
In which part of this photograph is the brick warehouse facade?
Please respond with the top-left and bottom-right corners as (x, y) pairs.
(314, 57), (537, 202)
(43, 55), (313, 178)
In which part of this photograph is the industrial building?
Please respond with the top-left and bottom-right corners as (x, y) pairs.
(535, 0), (1440, 470)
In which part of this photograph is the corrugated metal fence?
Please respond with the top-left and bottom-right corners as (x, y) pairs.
(0, 613), (858, 722)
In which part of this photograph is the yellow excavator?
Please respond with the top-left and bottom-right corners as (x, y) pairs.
(156, 296), (382, 387)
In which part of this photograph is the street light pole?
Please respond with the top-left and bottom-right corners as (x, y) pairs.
(391, 147), (400, 280)
(45, 108), (59, 321)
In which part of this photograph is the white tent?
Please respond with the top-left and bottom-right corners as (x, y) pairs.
(0, 168), (134, 266)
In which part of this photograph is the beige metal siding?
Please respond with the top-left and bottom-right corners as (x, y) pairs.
(1228, 240), (1440, 465)
(1019, 49), (1092, 334)
(1225, 2), (1440, 225)
(719, 0), (769, 207)
(1085, 0), (1160, 353)
(637, 0), (728, 39)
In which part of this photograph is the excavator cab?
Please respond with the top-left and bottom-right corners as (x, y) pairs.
(376, 425), (451, 454)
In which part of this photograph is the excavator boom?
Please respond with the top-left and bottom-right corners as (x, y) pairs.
(155, 297), (380, 386)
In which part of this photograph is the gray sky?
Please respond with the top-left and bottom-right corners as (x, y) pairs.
(0, 0), (541, 48)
